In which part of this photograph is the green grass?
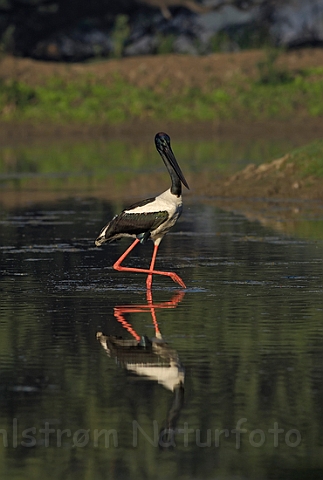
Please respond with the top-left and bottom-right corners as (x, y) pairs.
(287, 140), (323, 178)
(1, 64), (323, 124)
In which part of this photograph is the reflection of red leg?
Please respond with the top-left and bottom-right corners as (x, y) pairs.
(114, 308), (141, 341)
(114, 304), (160, 340)
(146, 289), (185, 309)
(113, 239), (186, 289)
(114, 290), (186, 341)
(150, 307), (161, 338)
(117, 291), (185, 312)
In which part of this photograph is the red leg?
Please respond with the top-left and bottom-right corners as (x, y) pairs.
(146, 244), (159, 290)
(113, 238), (140, 270)
(113, 239), (186, 289)
(146, 243), (186, 289)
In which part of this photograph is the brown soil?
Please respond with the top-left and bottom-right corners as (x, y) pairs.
(197, 153), (323, 201)
(2, 48), (323, 92)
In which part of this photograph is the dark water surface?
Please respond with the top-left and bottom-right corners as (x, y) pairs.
(1, 194), (323, 480)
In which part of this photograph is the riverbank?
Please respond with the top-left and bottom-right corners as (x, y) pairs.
(1, 49), (323, 207)
(202, 141), (323, 201)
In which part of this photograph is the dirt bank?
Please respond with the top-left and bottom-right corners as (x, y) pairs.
(196, 153), (323, 202)
(2, 48), (323, 92)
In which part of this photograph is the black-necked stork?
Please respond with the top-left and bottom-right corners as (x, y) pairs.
(95, 132), (189, 289)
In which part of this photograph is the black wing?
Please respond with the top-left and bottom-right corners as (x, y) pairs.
(95, 210), (168, 245)
(110, 210), (168, 236)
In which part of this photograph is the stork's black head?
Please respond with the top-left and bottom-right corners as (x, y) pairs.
(155, 132), (171, 151)
(155, 132), (189, 195)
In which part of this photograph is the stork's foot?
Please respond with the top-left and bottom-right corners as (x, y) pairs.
(146, 271), (186, 289)
(168, 272), (186, 288)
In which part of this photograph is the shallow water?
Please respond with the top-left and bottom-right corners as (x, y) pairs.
(1, 195), (323, 480)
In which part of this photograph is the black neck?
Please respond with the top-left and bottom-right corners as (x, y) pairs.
(168, 168), (181, 197)
(159, 147), (182, 197)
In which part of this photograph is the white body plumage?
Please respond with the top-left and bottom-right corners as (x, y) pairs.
(123, 189), (183, 245)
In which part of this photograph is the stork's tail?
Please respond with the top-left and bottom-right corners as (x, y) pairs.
(95, 225), (109, 246)
(95, 233), (106, 246)
(95, 214), (120, 246)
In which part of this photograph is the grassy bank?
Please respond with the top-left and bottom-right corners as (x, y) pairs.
(286, 140), (323, 178)
(211, 139), (323, 201)
(1, 69), (323, 123)
(1, 50), (323, 124)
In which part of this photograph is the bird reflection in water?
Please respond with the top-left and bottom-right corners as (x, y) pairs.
(96, 290), (185, 448)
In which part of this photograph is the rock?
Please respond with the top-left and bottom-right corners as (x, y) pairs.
(28, 1), (323, 61)
(173, 34), (198, 55)
(271, 0), (323, 47)
(124, 34), (158, 56)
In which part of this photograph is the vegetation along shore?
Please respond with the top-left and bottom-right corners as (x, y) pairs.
(1, 49), (323, 125)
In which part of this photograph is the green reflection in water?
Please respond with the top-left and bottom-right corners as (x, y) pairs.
(286, 217), (323, 240)
(0, 136), (300, 190)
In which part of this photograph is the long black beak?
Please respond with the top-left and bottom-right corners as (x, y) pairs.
(160, 145), (190, 190)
